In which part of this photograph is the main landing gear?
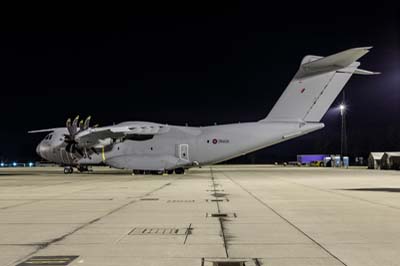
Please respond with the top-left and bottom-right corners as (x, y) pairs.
(132, 168), (185, 175)
(132, 170), (164, 175)
(174, 168), (185, 175)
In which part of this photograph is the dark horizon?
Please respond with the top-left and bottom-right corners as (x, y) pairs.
(0, 4), (399, 163)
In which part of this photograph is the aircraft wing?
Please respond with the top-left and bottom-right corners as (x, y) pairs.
(28, 128), (63, 133)
(75, 124), (170, 147)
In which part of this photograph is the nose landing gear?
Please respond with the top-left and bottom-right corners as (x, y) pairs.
(63, 165), (91, 174)
(64, 167), (74, 174)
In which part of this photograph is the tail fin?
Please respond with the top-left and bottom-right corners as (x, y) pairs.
(261, 47), (379, 123)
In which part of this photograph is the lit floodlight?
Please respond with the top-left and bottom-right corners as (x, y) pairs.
(28, 162), (34, 167)
(12, 162), (17, 167)
(339, 104), (346, 111)
(0, 162), (4, 167)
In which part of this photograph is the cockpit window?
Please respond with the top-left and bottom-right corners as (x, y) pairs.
(45, 134), (53, 140)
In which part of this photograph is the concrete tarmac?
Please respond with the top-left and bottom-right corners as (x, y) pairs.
(1, 166), (400, 266)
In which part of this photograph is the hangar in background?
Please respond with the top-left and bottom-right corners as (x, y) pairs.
(368, 152), (384, 169)
(381, 152), (400, 170)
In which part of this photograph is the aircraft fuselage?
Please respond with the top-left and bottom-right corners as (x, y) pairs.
(37, 121), (323, 171)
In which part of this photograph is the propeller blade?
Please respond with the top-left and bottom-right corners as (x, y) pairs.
(66, 143), (72, 153)
(84, 116), (91, 130)
(79, 120), (84, 131)
(91, 147), (99, 155)
(66, 118), (71, 128)
(72, 115), (79, 135)
(66, 118), (74, 136)
(75, 147), (84, 157)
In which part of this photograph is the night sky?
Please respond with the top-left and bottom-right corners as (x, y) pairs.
(1, 4), (399, 163)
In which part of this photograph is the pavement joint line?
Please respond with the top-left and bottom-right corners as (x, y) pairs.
(283, 179), (400, 211)
(0, 201), (40, 210)
(221, 171), (348, 266)
(210, 167), (229, 258)
(0, 198), (114, 201)
(0, 179), (114, 211)
(183, 223), (192, 244)
(7, 176), (181, 266)
(0, 197), (114, 210)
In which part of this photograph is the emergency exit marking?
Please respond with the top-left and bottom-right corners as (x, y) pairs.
(16, 256), (79, 266)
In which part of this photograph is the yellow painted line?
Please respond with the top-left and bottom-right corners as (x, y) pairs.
(25, 262), (67, 265)
(28, 258), (70, 260)
(101, 146), (106, 162)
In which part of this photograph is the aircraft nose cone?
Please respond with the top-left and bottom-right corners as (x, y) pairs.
(36, 143), (49, 158)
(36, 144), (41, 157)
(37, 143), (51, 160)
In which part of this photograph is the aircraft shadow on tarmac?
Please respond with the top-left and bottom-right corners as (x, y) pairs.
(0, 169), (133, 176)
(341, 188), (400, 193)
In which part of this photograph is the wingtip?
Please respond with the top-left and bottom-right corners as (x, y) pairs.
(352, 46), (373, 51)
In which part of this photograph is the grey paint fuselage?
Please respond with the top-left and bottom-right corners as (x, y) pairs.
(37, 121), (323, 170)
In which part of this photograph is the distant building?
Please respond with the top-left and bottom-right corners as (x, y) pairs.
(381, 152), (400, 170)
(368, 152), (384, 169)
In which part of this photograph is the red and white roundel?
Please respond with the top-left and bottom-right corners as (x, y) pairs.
(212, 139), (218, 144)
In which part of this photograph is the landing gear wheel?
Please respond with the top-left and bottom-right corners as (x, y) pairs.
(133, 170), (144, 175)
(64, 167), (73, 174)
(77, 165), (89, 173)
(166, 170), (174, 175)
(174, 168), (185, 175)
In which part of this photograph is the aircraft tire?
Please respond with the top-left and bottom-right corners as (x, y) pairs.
(150, 170), (164, 175)
(174, 168), (185, 175)
(133, 170), (145, 175)
(77, 165), (89, 173)
(64, 167), (73, 174)
(133, 170), (140, 175)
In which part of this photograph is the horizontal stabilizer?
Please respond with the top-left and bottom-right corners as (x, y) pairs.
(297, 47), (372, 78)
(354, 68), (381, 75)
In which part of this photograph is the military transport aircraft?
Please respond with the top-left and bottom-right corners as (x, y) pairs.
(30, 47), (378, 174)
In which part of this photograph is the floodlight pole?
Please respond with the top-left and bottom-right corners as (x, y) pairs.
(340, 90), (347, 157)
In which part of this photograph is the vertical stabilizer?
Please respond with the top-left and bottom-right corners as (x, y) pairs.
(261, 47), (378, 123)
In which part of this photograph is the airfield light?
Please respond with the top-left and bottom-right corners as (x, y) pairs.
(28, 162), (34, 167)
(0, 162), (4, 167)
(12, 162), (17, 167)
(339, 101), (347, 159)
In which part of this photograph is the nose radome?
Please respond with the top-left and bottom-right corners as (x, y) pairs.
(36, 144), (41, 157)
(36, 143), (49, 158)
